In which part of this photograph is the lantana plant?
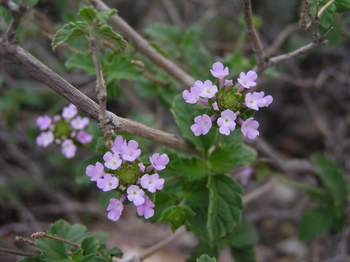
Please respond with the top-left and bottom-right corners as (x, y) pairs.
(183, 62), (273, 139)
(85, 135), (169, 221)
(36, 103), (93, 158)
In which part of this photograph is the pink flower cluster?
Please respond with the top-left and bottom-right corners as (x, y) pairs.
(36, 104), (92, 158)
(182, 62), (273, 140)
(85, 135), (169, 222)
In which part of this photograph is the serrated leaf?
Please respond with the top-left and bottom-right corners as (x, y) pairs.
(79, 6), (98, 22)
(196, 254), (217, 262)
(168, 156), (207, 181)
(159, 205), (195, 231)
(97, 25), (127, 52)
(104, 55), (141, 82)
(171, 95), (216, 153)
(81, 236), (99, 255)
(298, 208), (333, 241)
(65, 52), (95, 74)
(97, 9), (117, 23)
(230, 221), (258, 248)
(207, 175), (243, 241)
(312, 154), (347, 209)
(187, 241), (218, 262)
(52, 21), (87, 50)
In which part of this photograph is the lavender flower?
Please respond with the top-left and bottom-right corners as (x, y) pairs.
(97, 174), (119, 192)
(127, 185), (145, 206)
(182, 81), (203, 104)
(36, 116), (52, 130)
(217, 109), (237, 136)
(237, 71), (258, 89)
(76, 131), (92, 144)
(200, 80), (218, 99)
(107, 198), (124, 222)
(111, 135), (125, 154)
(245, 91), (273, 111)
(210, 62), (229, 79)
(61, 139), (77, 158)
(149, 153), (169, 171)
(191, 114), (212, 136)
(241, 118), (259, 140)
(103, 151), (122, 170)
(36, 131), (54, 147)
(121, 140), (141, 162)
(85, 161), (105, 181)
(140, 173), (165, 193)
(70, 116), (89, 130)
(62, 104), (77, 120)
(136, 196), (155, 219)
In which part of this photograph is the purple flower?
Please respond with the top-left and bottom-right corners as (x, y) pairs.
(140, 173), (165, 193)
(85, 161), (105, 181)
(138, 163), (146, 172)
(136, 196), (155, 219)
(103, 151), (122, 170)
(127, 185), (145, 206)
(121, 140), (141, 162)
(36, 131), (54, 147)
(76, 131), (92, 144)
(210, 62), (229, 79)
(36, 116), (52, 130)
(111, 136), (126, 155)
(182, 81), (203, 104)
(217, 109), (237, 136)
(61, 139), (77, 158)
(191, 114), (212, 136)
(241, 118), (259, 140)
(212, 102), (219, 111)
(70, 116), (89, 130)
(62, 104), (77, 120)
(97, 173), (119, 192)
(224, 79), (233, 88)
(200, 80), (218, 99)
(237, 71), (258, 89)
(106, 198), (124, 221)
(149, 153), (169, 171)
(245, 91), (273, 111)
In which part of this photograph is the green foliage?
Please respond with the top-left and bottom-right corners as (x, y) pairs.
(187, 241), (218, 262)
(52, 22), (87, 50)
(19, 220), (122, 262)
(229, 221), (258, 248)
(207, 175), (243, 242)
(298, 155), (348, 241)
(231, 245), (256, 262)
(196, 254), (217, 262)
(159, 205), (195, 231)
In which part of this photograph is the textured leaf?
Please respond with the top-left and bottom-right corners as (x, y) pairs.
(52, 22), (86, 50)
(207, 175), (243, 241)
(159, 205), (195, 231)
(168, 156), (207, 181)
(65, 52), (95, 74)
(81, 236), (99, 255)
(230, 221), (258, 248)
(187, 241), (218, 262)
(196, 254), (217, 262)
(97, 25), (127, 51)
(79, 6), (98, 22)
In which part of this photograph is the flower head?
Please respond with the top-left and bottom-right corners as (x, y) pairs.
(200, 80), (218, 99)
(61, 139), (77, 158)
(62, 104), (77, 120)
(245, 91), (273, 111)
(191, 114), (212, 136)
(182, 81), (203, 104)
(36, 131), (54, 147)
(136, 196), (155, 219)
(103, 151), (122, 170)
(237, 71), (258, 89)
(241, 118), (259, 140)
(85, 161), (104, 181)
(107, 198), (124, 221)
(149, 153), (169, 171)
(127, 185), (145, 206)
(36, 116), (52, 130)
(210, 62), (229, 79)
(121, 140), (141, 162)
(70, 116), (89, 130)
(76, 131), (92, 144)
(217, 109), (237, 135)
(97, 173), (119, 192)
(140, 173), (165, 193)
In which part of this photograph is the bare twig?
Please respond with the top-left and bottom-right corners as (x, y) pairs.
(89, 0), (194, 88)
(265, 24), (299, 56)
(0, 246), (36, 257)
(241, 0), (267, 71)
(0, 43), (196, 155)
(31, 232), (81, 249)
(15, 236), (36, 247)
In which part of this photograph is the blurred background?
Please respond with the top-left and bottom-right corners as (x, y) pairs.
(1, 0), (350, 261)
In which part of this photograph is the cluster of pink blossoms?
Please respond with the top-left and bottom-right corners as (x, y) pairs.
(36, 104), (92, 158)
(85, 135), (169, 222)
(182, 62), (273, 140)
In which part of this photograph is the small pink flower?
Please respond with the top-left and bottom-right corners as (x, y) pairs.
(237, 71), (258, 89)
(121, 140), (141, 162)
(210, 62), (229, 79)
(224, 79), (233, 88)
(85, 161), (105, 181)
(97, 173), (119, 192)
(241, 118), (259, 140)
(36, 131), (54, 147)
(245, 91), (273, 111)
(140, 173), (165, 193)
(36, 115), (52, 130)
(182, 81), (203, 104)
(212, 102), (219, 111)
(70, 116), (89, 130)
(149, 153), (169, 171)
(138, 163), (146, 172)
(76, 131), (92, 144)
(136, 196), (155, 219)
(191, 114), (212, 136)
(217, 109), (237, 136)
(103, 151), (122, 170)
(127, 185), (145, 206)
(200, 80), (218, 99)
(107, 198), (124, 221)
(111, 136), (125, 155)
(61, 139), (77, 158)
(62, 104), (77, 120)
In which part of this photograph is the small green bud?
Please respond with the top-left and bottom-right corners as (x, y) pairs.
(53, 120), (72, 139)
(217, 88), (243, 111)
(116, 163), (139, 185)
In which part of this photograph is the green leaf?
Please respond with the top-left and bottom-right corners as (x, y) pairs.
(230, 221), (258, 248)
(168, 156), (207, 181)
(335, 0), (350, 12)
(231, 245), (256, 262)
(187, 241), (218, 262)
(81, 236), (99, 255)
(52, 21), (87, 50)
(298, 208), (333, 241)
(207, 175), (243, 241)
(97, 25), (127, 52)
(104, 55), (141, 82)
(312, 154), (347, 208)
(171, 95), (216, 153)
(79, 6), (98, 22)
(65, 52), (95, 74)
(196, 254), (217, 262)
(159, 205), (195, 231)
(209, 132), (256, 174)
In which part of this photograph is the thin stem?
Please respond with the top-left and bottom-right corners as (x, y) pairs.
(31, 232), (81, 249)
(318, 0), (336, 18)
(0, 247), (36, 257)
